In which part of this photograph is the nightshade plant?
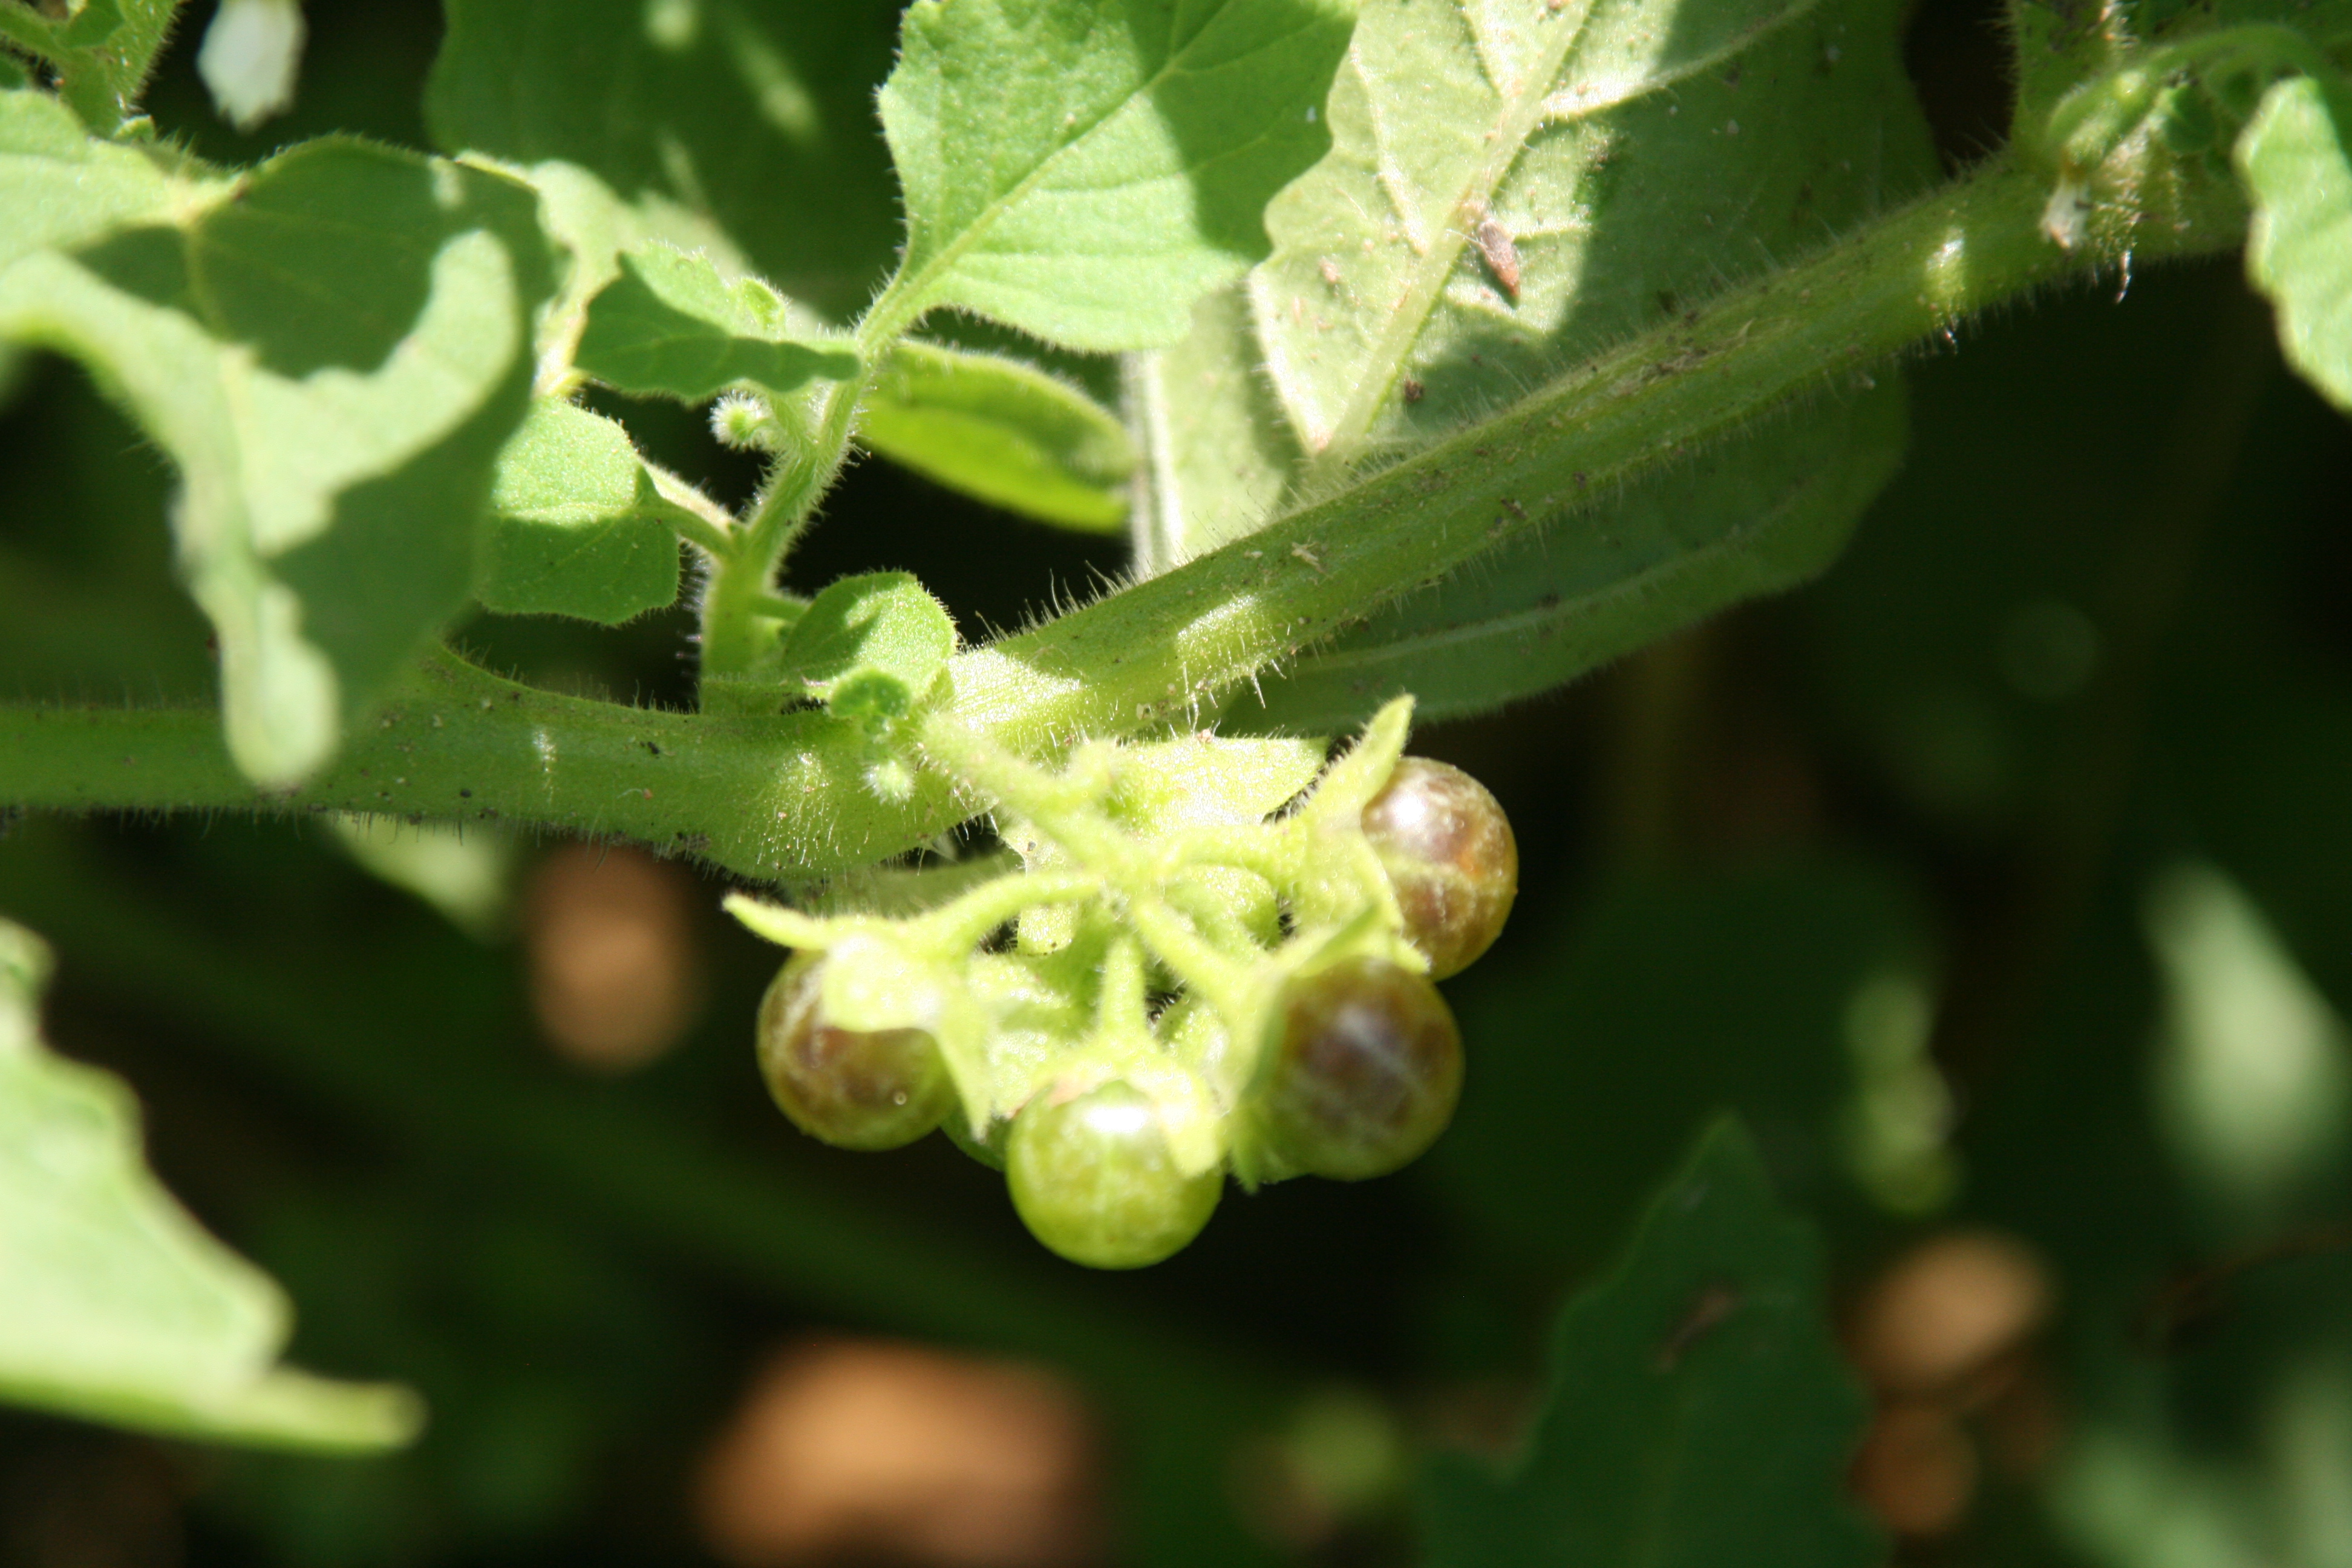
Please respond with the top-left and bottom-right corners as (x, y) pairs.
(3, 0), (2352, 1558)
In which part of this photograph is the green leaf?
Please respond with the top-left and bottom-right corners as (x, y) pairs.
(573, 243), (857, 402)
(0, 86), (200, 270)
(426, 0), (906, 321)
(1128, 281), (1302, 570)
(477, 399), (685, 624)
(0, 915), (422, 1451)
(860, 339), (1135, 532)
(1133, 0), (1932, 709)
(781, 571), (958, 731)
(1250, 0), (1932, 469)
(486, 156), (763, 391)
(1245, 385), (1909, 730)
(0, 134), (556, 785)
(1422, 1117), (1880, 1568)
(875, 0), (1357, 351)
(2237, 73), (2352, 414)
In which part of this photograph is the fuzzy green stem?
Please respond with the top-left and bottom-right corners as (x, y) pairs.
(1126, 897), (1256, 1022)
(643, 462), (740, 560)
(1, 156), (2245, 878)
(942, 154), (2232, 742)
(921, 871), (1098, 951)
(0, 648), (961, 881)
(697, 381), (863, 681)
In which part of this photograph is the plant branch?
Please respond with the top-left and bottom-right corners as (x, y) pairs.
(0, 154), (2247, 879)
(696, 379), (865, 681)
(0, 648), (962, 881)
(944, 155), (2239, 744)
(641, 461), (739, 560)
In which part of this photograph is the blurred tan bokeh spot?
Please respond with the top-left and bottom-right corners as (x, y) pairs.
(1849, 1229), (2060, 1538)
(524, 844), (704, 1072)
(697, 1338), (1101, 1568)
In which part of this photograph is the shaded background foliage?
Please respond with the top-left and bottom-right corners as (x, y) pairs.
(4, 2), (2351, 1567)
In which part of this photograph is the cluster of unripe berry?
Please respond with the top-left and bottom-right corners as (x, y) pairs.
(728, 701), (1517, 1268)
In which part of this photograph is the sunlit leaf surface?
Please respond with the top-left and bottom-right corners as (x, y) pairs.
(0, 916), (421, 1451)
(878, 0), (1356, 350)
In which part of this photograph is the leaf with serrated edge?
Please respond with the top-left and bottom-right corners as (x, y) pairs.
(575, 243), (857, 402)
(1251, 0), (1930, 469)
(1422, 1117), (1879, 1568)
(861, 339), (1135, 532)
(2238, 73), (2352, 413)
(1247, 385), (1907, 730)
(0, 918), (422, 1451)
(877, 0), (1357, 352)
(479, 399), (684, 624)
(0, 137), (552, 785)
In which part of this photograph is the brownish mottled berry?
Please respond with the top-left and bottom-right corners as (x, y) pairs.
(1256, 958), (1463, 1180)
(1361, 757), (1517, 978)
(757, 955), (956, 1150)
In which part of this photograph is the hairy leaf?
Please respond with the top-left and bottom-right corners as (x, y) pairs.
(0, 915), (422, 1451)
(876, 0), (1357, 351)
(2238, 73), (2352, 413)
(0, 87), (196, 269)
(0, 132), (555, 784)
(426, 0), (906, 319)
(1251, 0), (1930, 466)
(1129, 0), (1934, 715)
(494, 156), (762, 391)
(479, 399), (685, 624)
(1422, 1117), (1880, 1568)
(1245, 385), (1907, 730)
(783, 571), (959, 731)
(861, 339), (1135, 532)
(573, 243), (856, 403)
(1128, 282), (1302, 571)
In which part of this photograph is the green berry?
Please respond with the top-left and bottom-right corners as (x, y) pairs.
(756, 955), (956, 1150)
(1007, 1081), (1221, 1269)
(1256, 958), (1463, 1180)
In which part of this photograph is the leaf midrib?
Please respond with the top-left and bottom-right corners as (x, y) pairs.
(1302, 0), (1826, 476)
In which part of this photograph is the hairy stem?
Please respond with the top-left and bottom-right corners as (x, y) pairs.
(0, 648), (961, 881)
(697, 379), (864, 682)
(946, 155), (2233, 742)
(1, 155), (2243, 879)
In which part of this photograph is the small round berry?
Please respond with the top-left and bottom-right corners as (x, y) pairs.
(756, 955), (956, 1150)
(1007, 1081), (1221, 1269)
(1255, 958), (1463, 1180)
(1361, 757), (1518, 978)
